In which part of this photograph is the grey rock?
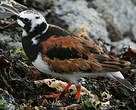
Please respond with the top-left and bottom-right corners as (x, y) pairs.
(0, 33), (22, 49)
(94, 0), (136, 41)
(131, 0), (136, 5)
(54, 0), (110, 43)
(112, 38), (136, 53)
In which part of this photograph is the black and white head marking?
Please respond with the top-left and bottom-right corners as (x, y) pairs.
(17, 10), (49, 38)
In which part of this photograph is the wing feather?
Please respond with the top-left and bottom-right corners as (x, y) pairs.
(40, 25), (131, 74)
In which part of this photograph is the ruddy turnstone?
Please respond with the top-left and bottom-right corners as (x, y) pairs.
(16, 10), (135, 99)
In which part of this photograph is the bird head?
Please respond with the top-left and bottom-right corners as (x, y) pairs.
(17, 10), (48, 37)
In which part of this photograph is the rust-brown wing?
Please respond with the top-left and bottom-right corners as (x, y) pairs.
(39, 24), (131, 74)
(40, 35), (103, 74)
(93, 54), (131, 72)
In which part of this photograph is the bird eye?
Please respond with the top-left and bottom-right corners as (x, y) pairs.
(35, 16), (40, 19)
(23, 18), (29, 23)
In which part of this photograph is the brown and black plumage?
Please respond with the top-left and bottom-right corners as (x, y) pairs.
(16, 10), (135, 99)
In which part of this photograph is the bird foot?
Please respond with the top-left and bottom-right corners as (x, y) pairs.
(42, 82), (72, 99)
(42, 83), (82, 100)
(42, 93), (61, 99)
(76, 84), (81, 99)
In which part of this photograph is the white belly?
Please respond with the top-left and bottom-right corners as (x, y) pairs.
(32, 53), (51, 74)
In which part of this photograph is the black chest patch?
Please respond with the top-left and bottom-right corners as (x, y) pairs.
(22, 37), (40, 62)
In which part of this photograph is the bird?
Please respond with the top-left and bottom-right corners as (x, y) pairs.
(16, 9), (135, 99)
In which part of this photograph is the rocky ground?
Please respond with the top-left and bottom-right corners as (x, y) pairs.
(0, 0), (136, 110)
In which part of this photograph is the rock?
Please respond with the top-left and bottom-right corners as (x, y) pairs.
(54, 0), (110, 43)
(0, 90), (16, 110)
(131, 0), (136, 5)
(94, 0), (136, 41)
(132, 24), (136, 41)
(111, 38), (136, 53)
(0, 33), (22, 49)
(34, 78), (91, 96)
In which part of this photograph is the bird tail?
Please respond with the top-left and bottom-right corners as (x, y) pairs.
(103, 61), (136, 91)
(94, 54), (136, 91)
(115, 77), (135, 91)
(94, 54), (136, 71)
(106, 71), (135, 91)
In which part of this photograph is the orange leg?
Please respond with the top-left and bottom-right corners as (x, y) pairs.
(43, 82), (72, 99)
(76, 84), (81, 99)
